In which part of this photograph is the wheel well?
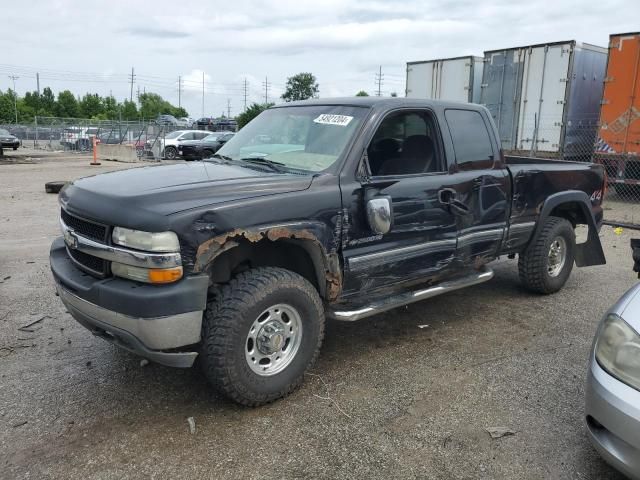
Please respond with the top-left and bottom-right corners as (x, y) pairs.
(549, 201), (589, 228)
(206, 237), (327, 298)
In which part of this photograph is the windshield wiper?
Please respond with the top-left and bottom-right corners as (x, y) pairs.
(238, 156), (288, 172)
(210, 153), (232, 161)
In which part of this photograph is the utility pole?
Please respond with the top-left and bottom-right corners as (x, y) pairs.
(137, 85), (141, 102)
(8, 75), (19, 123)
(129, 67), (136, 102)
(262, 76), (271, 105)
(202, 71), (205, 118)
(243, 78), (248, 111)
(35, 73), (40, 147)
(375, 66), (384, 97)
(227, 99), (231, 118)
(178, 76), (182, 108)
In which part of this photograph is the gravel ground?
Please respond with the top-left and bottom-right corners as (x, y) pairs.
(0, 151), (634, 479)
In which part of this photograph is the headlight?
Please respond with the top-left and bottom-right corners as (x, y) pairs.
(111, 262), (183, 284)
(595, 314), (640, 391)
(112, 227), (180, 252)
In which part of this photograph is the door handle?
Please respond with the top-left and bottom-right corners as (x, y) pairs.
(437, 188), (470, 216)
(438, 188), (456, 205)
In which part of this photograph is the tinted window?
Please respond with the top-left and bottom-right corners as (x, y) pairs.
(445, 109), (494, 169)
(367, 110), (442, 176)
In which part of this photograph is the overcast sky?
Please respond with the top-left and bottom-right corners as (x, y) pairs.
(1, 0), (638, 119)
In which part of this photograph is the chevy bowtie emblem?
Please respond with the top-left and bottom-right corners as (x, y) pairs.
(64, 229), (79, 250)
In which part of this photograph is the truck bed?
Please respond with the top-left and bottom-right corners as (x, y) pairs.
(502, 155), (605, 253)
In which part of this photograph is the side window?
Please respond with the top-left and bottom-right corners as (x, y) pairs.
(195, 132), (209, 140)
(367, 111), (442, 176)
(180, 132), (195, 140)
(444, 109), (494, 169)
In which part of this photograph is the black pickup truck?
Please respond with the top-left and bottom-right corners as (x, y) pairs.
(50, 98), (606, 406)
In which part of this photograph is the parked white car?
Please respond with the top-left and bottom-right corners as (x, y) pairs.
(179, 117), (195, 128)
(147, 130), (210, 159)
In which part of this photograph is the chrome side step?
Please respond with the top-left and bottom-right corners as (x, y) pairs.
(326, 267), (494, 322)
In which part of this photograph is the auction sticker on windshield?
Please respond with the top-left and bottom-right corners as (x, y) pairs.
(313, 114), (353, 127)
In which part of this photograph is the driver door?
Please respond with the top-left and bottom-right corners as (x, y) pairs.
(340, 109), (459, 296)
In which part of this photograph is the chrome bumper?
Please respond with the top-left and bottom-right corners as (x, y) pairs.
(585, 357), (640, 480)
(57, 282), (201, 368)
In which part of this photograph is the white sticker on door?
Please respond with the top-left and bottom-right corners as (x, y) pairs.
(313, 114), (354, 127)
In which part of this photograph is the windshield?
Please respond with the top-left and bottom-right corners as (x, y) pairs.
(216, 105), (368, 173)
(164, 131), (182, 139)
(0, 129), (10, 136)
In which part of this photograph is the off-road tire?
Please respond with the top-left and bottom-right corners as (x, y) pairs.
(200, 267), (325, 406)
(164, 146), (177, 160)
(518, 216), (575, 294)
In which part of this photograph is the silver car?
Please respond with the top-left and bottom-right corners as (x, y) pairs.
(586, 264), (640, 478)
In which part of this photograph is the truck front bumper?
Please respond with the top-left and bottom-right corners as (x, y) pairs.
(50, 237), (209, 368)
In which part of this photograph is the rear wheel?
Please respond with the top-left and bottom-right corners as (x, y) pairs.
(518, 216), (575, 294)
(200, 267), (325, 406)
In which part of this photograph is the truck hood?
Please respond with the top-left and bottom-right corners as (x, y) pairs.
(60, 161), (313, 231)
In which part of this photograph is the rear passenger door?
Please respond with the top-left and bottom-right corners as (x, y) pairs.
(443, 109), (510, 263)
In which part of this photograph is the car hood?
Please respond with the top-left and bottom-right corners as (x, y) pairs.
(1, 135), (17, 141)
(59, 162), (313, 231)
(611, 283), (640, 334)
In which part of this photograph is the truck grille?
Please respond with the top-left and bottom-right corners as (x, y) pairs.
(61, 208), (110, 277)
(67, 247), (108, 276)
(61, 209), (107, 242)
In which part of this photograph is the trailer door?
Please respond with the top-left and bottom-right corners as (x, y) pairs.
(517, 44), (572, 153)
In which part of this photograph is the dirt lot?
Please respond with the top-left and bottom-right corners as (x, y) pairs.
(0, 150), (635, 479)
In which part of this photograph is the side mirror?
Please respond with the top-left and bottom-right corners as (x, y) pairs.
(366, 197), (392, 235)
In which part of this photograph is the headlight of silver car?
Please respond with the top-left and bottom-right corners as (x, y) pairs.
(112, 227), (180, 253)
(595, 314), (640, 391)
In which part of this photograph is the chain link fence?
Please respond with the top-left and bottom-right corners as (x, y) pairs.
(499, 114), (639, 228)
(1, 117), (236, 161)
(3, 113), (639, 226)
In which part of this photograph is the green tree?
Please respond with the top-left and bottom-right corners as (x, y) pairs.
(102, 95), (118, 119)
(355, 90), (369, 96)
(41, 87), (56, 115)
(236, 103), (274, 129)
(121, 99), (138, 120)
(281, 73), (319, 102)
(138, 92), (187, 120)
(79, 93), (104, 118)
(0, 90), (16, 122)
(56, 90), (79, 118)
(173, 106), (188, 118)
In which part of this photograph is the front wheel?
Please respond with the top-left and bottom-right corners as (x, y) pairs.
(164, 146), (177, 160)
(200, 267), (325, 406)
(518, 216), (575, 294)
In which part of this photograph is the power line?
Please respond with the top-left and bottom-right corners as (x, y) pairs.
(243, 78), (248, 111)
(129, 67), (135, 102)
(262, 76), (271, 104)
(375, 66), (384, 97)
(8, 75), (18, 123)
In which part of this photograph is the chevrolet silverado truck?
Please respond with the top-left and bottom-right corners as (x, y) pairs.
(50, 98), (606, 406)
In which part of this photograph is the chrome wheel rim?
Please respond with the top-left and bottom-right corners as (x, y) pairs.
(548, 236), (567, 277)
(245, 303), (303, 376)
